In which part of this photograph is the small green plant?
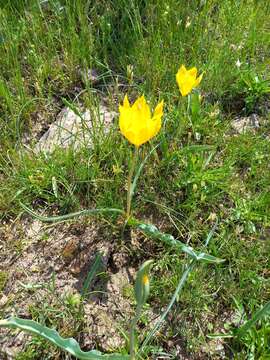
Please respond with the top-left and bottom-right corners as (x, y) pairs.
(235, 71), (270, 114)
(234, 320), (270, 358)
(243, 74), (269, 113)
(208, 300), (270, 358)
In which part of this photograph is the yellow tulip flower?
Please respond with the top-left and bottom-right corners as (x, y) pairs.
(176, 64), (203, 97)
(119, 95), (164, 147)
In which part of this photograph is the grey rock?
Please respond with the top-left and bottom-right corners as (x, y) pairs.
(231, 113), (260, 134)
(35, 105), (116, 154)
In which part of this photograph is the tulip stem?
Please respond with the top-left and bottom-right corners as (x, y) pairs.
(187, 94), (195, 134)
(129, 305), (141, 360)
(126, 146), (139, 219)
(187, 93), (191, 113)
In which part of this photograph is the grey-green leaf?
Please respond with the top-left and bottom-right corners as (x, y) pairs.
(20, 202), (124, 223)
(0, 317), (129, 360)
(135, 222), (224, 264)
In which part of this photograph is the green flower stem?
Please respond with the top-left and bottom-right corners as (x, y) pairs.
(129, 305), (142, 360)
(187, 93), (194, 133)
(187, 93), (191, 113)
(126, 146), (139, 219)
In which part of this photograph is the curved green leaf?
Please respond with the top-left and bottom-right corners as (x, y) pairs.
(208, 301), (270, 340)
(20, 203), (124, 223)
(0, 317), (129, 360)
(134, 222), (224, 264)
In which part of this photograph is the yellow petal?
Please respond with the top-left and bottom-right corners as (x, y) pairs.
(177, 64), (187, 77)
(125, 125), (151, 147)
(119, 95), (163, 146)
(119, 107), (131, 136)
(142, 275), (149, 285)
(194, 72), (203, 87)
(133, 95), (146, 110)
(176, 66), (192, 96)
(188, 67), (197, 78)
(177, 77), (194, 96)
(137, 128), (151, 146)
(149, 116), (161, 140)
(148, 102), (162, 141)
(176, 64), (203, 96)
(123, 94), (130, 108)
(133, 95), (151, 122)
(119, 94), (130, 114)
(153, 100), (164, 118)
(125, 130), (143, 146)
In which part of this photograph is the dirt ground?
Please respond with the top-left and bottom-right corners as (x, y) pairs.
(0, 215), (145, 358)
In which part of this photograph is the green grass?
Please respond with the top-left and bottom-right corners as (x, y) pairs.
(0, 271), (8, 293)
(0, 0), (270, 358)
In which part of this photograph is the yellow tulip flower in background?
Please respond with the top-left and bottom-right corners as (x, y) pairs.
(176, 64), (203, 97)
(119, 94), (164, 147)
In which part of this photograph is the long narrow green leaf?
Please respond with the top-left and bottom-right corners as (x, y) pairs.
(207, 333), (234, 339)
(0, 317), (129, 360)
(237, 301), (270, 338)
(20, 203), (124, 223)
(82, 252), (103, 298)
(135, 222), (224, 264)
(61, 97), (85, 120)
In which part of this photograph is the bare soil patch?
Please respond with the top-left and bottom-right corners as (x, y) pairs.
(0, 216), (141, 358)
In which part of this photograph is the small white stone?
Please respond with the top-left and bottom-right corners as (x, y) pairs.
(0, 294), (8, 307)
(235, 59), (242, 68)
